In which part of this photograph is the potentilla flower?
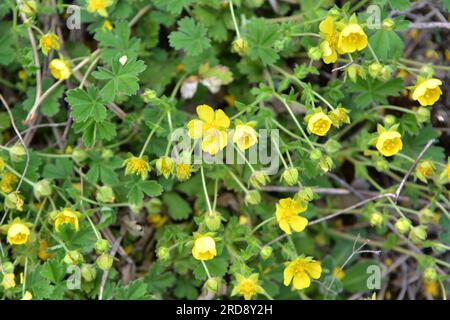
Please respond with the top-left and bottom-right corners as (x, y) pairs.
(122, 155), (150, 180)
(86, 0), (114, 17)
(328, 107), (350, 127)
(54, 208), (80, 232)
(1, 273), (16, 289)
(155, 156), (174, 179)
(175, 163), (193, 181)
(21, 291), (33, 300)
(275, 197), (308, 234)
(39, 32), (60, 56)
(7, 219), (30, 245)
(4, 192), (24, 211)
(375, 126), (403, 157)
(307, 111), (332, 136)
(332, 267), (345, 280)
(411, 78), (442, 106)
(337, 15), (367, 54)
(233, 121), (258, 151)
(187, 104), (230, 155)
(192, 233), (217, 261)
(1, 172), (18, 193)
(415, 160), (434, 183)
(319, 16), (339, 64)
(231, 274), (265, 300)
(283, 256), (322, 290)
(49, 58), (71, 80)
(102, 20), (113, 31)
(38, 239), (54, 260)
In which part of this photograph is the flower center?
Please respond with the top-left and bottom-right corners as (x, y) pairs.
(382, 138), (398, 152)
(313, 120), (329, 132)
(239, 280), (256, 295)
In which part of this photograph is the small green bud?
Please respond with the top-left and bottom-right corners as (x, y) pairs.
(368, 63), (383, 78)
(20, 1), (37, 17)
(4, 192), (24, 211)
(96, 254), (114, 271)
(282, 168), (298, 186)
(382, 18), (395, 31)
(81, 264), (97, 282)
(72, 147), (88, 163)
(260, 246), (273, 260)
(95, 239), (110, 255)
(130, 203), (143, 214)
(423, 267), (437, 282)
(369, 212), (383, 227)
(96, 186), (115, 203)
(146, 198), (163, 215)
(141, 89), (157, 103)
(64, 250), (83, 265)
(205, 212), (222, 231)
(156, 246), (170, 261)
(395, 218), (411, 234)
(319, 156), (333, 172)
(249, 171), (270, 190)
(101, 149), (113, 160)
(1, 262), (14, 273)
(420, 65), (434, 78)
(231, 38), (249, 56)
(416, 107), (430, 123)
(419, 208), (434, 224)
(346, 64), (359, 82)
(310, 149), (322, 161)
(296, 187), (314, 202)
(9, 143), (26, 162)
(379, 66), (393, 81)
(375, 158), (389, 172)
(205, 277), (221, 293)
(409, 225), (427, 244)
(384, 114), (397, 127)
(33, 180), (52, 199)
(245, 190), (261, 205)
(308, 47), (322, 61)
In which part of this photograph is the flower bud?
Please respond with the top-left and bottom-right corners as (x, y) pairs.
(33, 180), (52, 199)
(205, 212), (222, 231)
(245, 190), (261, 205)
(95, 239), (110, 255)
(96, 254), (114, 271)
(420, 65), (434, 78)
(1, 262), (14, 274)
(5, 192), (24, 211)
(20, 1), (37, 17)
(296, 187), (314, 202)
(310, 149), (322, 161)
(282, 168), (298, 186)
(319, 156), (333, 172)
(260, 246), (273, 260)
(370, 212), (383, 227)
(384, 114), (396, 127)
(141, 89), (157, 103)
(395, 218), (411, 234)
(156, 246), (170, 261)
(249, 171), (270, 190)
(419, 208), (434, 224)
(231, 38), (249, 56)
(156, 156), (174, 179)
(146, 198), (162, 214)
(81, 264), (97, 282)
(101, 149), (113, 160)
(96, 186), (115, 203)
(379, 66), (393, 81)
(375, 158), (389, 172)
(308, 47), (322, 61)
(72, 147), (88, 163)
(9, 143), (26, 162)
(423, 267), (437, 282)
(409, 225), (427, 244)
(416, 107), (430, 123)
(382, 18), (395, 31)
(368, 63), (382, 78)
(346, 64), (359, 82)
(205, 277), (221, 293)
(64, 250), (83, 265)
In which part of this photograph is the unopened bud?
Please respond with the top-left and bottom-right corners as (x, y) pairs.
(205, 211), (222, 231)
(395, 218), (411, 234)
(370, 212), (383, 227)
(205, 277), (221, 293)
(409, 225), (427, 244)
(9, 143), (26, 162)
(33, 180), (52, 199)
(141, 89), (158, 103)
(81, 264), (97, 282)
(72, 147), (88, 163)
(96, 254), (114, 271)
(423, 267), (437, 282)
(249, 171), (270, 190)
(260, 246), (273, 260)
(382, 18), (395, 31)
(157, 246), (170, 261)
(416, 107), (430, 123)
(282, 168), (298, 186)
(95, 239), (110, 255)
(245, 190), (261, 205)
(231, 38), (249, 56)
(368, 63), (382, 78)
(96, 186), (115, 203)
(64, 250), (83, 265)
(308, 47), (322, 61)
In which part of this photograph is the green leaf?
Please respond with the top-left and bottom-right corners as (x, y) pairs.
(0, 31), (15, 66)
(93, 58), (147, 103)
(23, 79), (64, 117)
(66, 86), (107, 123)
(342, 260), (379, 293)
(43, 158), (74, 180)
(72, 119), (117, 147)
(169, 17), (211, 56)
(193, 256), (228, 280)
(389, 0), (411, 11)
(115, 280), (152, 300)
(140, 180), (164, 197)
(162, 192), (192, 220)
(42, 259), (67, 284)
(145, 262), (176, 294)
(346, 77), (403, 108)
(57, 223), (97, 253)
(244, 19), (280, 65)
(152, 0), (193, 15)
(369, 29), (404, 61)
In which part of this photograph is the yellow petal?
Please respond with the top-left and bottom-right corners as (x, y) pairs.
(283, 266), (295, 286)
(289, 216), (308, 233)
(214, 109), (230, 129)
(197, 104), (215, 123)
(187, 119), (204, 139)
(293, 272), (311, 290)
(305, 262), (322, 279)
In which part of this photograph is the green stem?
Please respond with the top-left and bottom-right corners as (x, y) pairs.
(200, 166), (213, 214)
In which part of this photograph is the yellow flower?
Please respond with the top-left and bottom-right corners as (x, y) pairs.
(411, 78), (442, 106)
(337, 20), (367, 54)
(307, 112), (332, 136)
(7, 220), (30, 245)
(332, 267), (345, 280)
(231, 274), (265, 300)
(416, 160), (434, 183)
(176, 163), (193, 181)
(423, 280), (439, 297)
(275, 197), (308, 234)
(284, 256), (322, 290)
(376, 130), (403, 157)
(446, 162), (450, 179)
(38, 239), (54, 261)
(87, 0), (114, 17)
(102, 20), (113, 31)
(54, 208), (80, 232)
(192, 234), (217, 261)
(328, 107), (350, 127)
(319, 16), (339, 64)
(21, 291), (33, 300)
(122, 155), (150, 180)
(156, 156), (174, 178)
(233, 122), (258, 151)
(1, 172), (18, 193)
(49, 58), (71, 80)
(147, 214), (168, 229)
(1, 273), (15, 289)
(187, 105), (230, 155)
(39, 32), (60, 56)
